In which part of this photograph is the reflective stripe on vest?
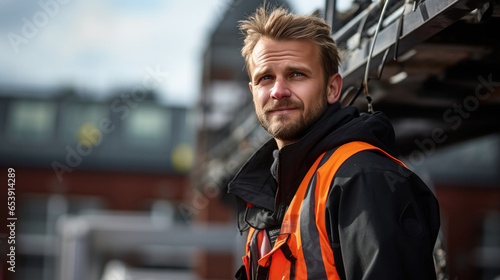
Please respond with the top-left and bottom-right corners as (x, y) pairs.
(242, 141), (407, 280)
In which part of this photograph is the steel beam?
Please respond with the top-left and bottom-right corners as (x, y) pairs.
(55, 212), (239, 280)
(334, 0), (490, 91)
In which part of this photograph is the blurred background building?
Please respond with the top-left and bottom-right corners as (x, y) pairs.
(1, 0), (499, 280)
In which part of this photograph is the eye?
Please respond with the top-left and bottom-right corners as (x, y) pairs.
(257, 75), (271, 83)
(291, 72), (305, 78)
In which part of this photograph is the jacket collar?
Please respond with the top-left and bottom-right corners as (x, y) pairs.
(228, 102), (395, 231)
(228, 103), (354, 210)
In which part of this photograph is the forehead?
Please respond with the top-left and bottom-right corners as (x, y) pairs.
(249, 37), (320, 75)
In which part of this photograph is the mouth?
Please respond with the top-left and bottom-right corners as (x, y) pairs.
(268, 107), (297, 115)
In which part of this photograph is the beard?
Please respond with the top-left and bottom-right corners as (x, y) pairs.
(256, 94), (328, 142)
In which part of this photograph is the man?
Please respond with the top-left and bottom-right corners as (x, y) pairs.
(228, 5), (440, 280)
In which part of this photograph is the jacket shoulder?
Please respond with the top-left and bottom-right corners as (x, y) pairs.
(336, 149), (404, 176)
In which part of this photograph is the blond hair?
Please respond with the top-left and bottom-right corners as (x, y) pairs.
(239, 5), (340, 81)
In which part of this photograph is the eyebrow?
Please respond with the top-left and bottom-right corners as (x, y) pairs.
(252, 66), (270, 82)
(287, 66), (313, 75)
(252, 65), (313, 82)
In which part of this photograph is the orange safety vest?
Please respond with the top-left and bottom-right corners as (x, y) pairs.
(242, 141), (407, 280)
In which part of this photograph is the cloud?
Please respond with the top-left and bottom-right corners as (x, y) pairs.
(0, 0), (334, 105)
(0, 0), (222, 105)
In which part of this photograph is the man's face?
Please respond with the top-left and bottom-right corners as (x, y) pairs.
(248, 37), (342, 148)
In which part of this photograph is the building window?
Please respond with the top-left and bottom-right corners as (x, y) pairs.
(6, 99), (56, 143)
(123, 104), (169, 148)
(60, 102), (108, 144)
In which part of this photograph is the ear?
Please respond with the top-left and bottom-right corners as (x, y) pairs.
(326, 73), (343, 104)
(248, 82), (253, 93)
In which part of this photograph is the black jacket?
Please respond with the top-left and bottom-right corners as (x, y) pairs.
(228, 102), (440, 280)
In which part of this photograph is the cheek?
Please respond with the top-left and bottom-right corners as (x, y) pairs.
(302, 87), (326, 113)
(252, 94), (264, 114)
(252, 91), (260, 105)
(253, 89), (267, 107)
(296, 83), (324, 106)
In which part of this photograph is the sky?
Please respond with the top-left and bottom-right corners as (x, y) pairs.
(0, 0), (348, 106)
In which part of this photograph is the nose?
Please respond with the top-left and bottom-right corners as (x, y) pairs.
(270, 77), (291, 100)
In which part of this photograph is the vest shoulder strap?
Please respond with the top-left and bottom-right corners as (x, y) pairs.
(321, 141), (407, 174)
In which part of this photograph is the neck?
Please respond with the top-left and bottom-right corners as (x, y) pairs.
(275, 139), (295, 149)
